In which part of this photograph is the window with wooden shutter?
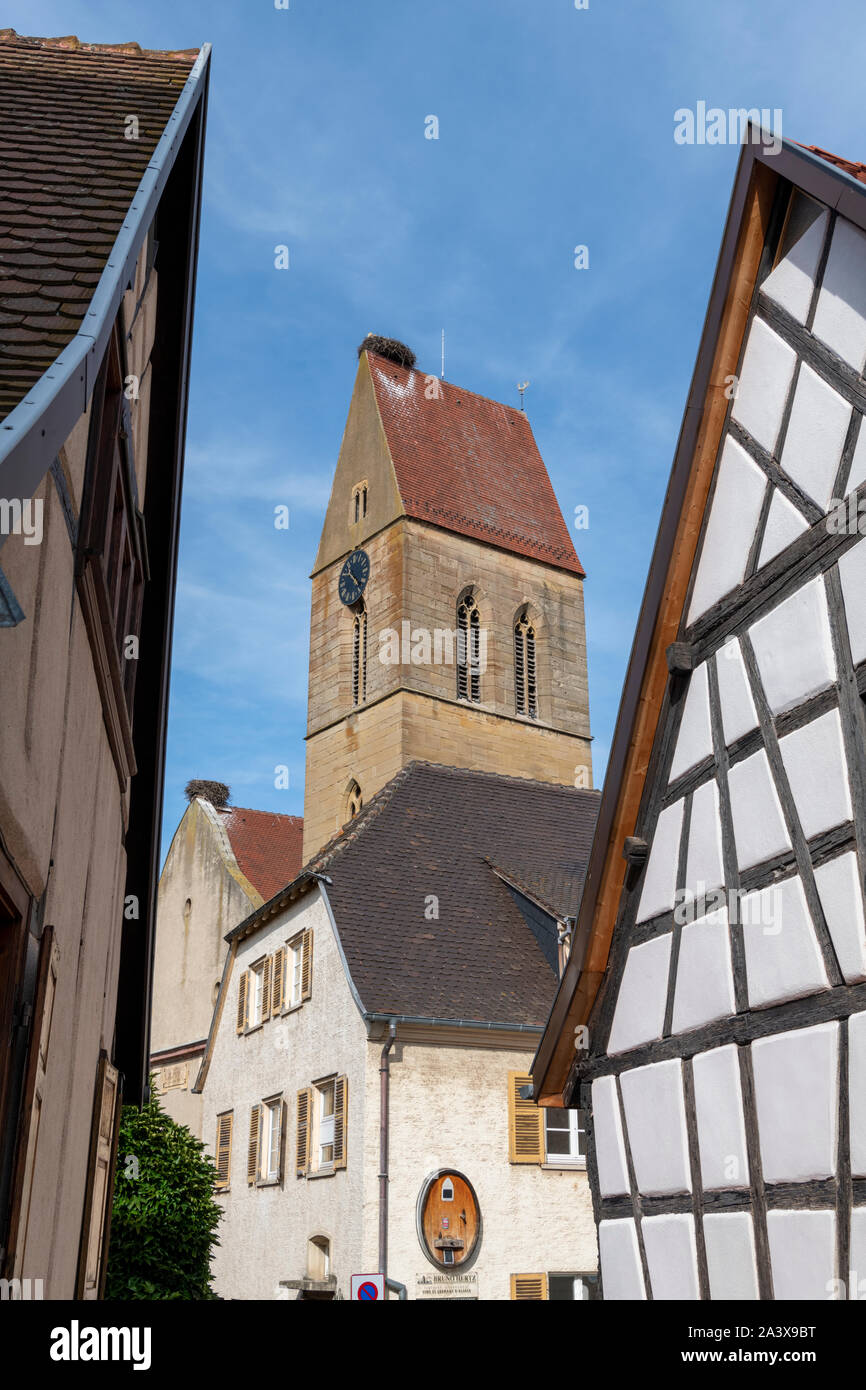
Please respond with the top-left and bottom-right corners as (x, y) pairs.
(236, 971), (248, 1033)
(333, 1075), (348, 1169)
(261, 1097), (284, 1183)
(5, 925), (58, 1276)
(261, 957), (272, 1020)
(508, 1071), (544, 1164)
(215, 1111), (233, 1189)
(296, 1088), (311, 1177)
(271, 946), (285, 1015)
(510, 1273), (548, 1300)
(301, 928), (313, 1001)
(247, 1104), (262, 1183)
(76, 1052), (122, 1299)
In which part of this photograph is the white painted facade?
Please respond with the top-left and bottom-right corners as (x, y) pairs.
(199, 882), (598, 1300)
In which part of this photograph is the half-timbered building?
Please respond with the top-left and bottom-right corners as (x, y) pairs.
(533, 134), (866, 1300)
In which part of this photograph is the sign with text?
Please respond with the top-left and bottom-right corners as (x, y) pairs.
(415, 1272), (478, 1300)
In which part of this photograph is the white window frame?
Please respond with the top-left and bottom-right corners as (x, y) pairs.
(544, 1106), (587, 1167)
(262, 1097), (282, 1183)
(315, 1079), (336, 1172)
(288, 935), (304, 1008)
(248, 959), (266, 1028)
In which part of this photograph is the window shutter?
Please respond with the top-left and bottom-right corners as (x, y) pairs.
(76, 1052), (122, 1299)
(5, 925), (59, 1275)
(508, 1071), (544, 1164)
(262, 957), (272, 1020)
(216, 1112), (233, 1188)
(510, 1273), (548, 1300)
(247, 1104), (261, 1183)
(333, 1075), (348, 1169)
(301, 928), (313, 1000)
(236, 971), (248, 1033)
(296, 1088), (311, 1177)
(271, 946), (285, 1015)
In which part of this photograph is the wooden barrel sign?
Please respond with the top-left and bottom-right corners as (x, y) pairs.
(419, 1171), (480, 1267)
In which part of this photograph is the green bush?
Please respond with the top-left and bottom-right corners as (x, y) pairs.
(105, 1086), (222, 1300)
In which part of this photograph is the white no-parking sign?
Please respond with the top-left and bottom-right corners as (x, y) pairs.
(351, 1273), (385, 1300)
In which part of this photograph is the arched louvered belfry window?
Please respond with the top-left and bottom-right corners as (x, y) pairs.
(514, 609), (538, 719)
(351, 600), (367, 706)
(346, 780), (363, 821)
(456, 591), (481, 702)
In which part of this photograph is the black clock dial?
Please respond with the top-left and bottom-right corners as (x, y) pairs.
(338, 548), (370, 605)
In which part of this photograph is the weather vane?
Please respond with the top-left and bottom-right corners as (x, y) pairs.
(517, 381), (529, 411)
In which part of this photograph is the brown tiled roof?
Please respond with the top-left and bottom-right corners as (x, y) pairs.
(307, 761), (599, 1026)
(218, 806), (305, 902)
(0, 30), (198, 420)
(801, 144), (866, 185)
(366, 352), (585, 578)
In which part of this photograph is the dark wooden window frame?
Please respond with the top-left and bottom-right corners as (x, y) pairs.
(77, 324), (147, 784)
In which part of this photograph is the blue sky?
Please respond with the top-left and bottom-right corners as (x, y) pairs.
(14, 0), (866, 862)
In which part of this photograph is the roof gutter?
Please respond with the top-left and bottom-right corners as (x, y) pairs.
(364, 1012), (543, 1035)
(0, 42), (212, 541)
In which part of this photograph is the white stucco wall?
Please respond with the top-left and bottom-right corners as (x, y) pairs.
(201, 887), (369, 1300)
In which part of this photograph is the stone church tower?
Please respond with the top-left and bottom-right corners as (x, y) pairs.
(302, 335), (592, 860)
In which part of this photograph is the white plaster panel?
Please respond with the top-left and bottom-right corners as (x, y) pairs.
(778, 708), (852, 842)
(849, 1209), (866, 1298)
(751, 1022), (838, 1182)
(687, 437), (767, 623)
(814, 852), (866, 983)
(683, 777), (725, 902)
(619, 1060), (691, 1195)
(591, 1075), (630, 1197)
(839, 535), (866, 665)
(716, 639), (759, 744)
(607, 933), (672, 1056)
(669, 662), (713, 782)
(731, 317), (797, 453)
(749, 575), (836, 715)
(761, 208), (828, 324)
(812, 216), (866, 372)
(692, 1044), (749, 1190)
(766, 1209), (836, 1301)
(703, 1212), (759, 1300)
(757, 488), (809, 569)
(848, 1010), (866, 1177)
(728, 749), (791, 871)
(635, 799), (684, 923)
(642, 1214), (700, 1300)
(741, 874), (829, 1009)
(779, 364), (851, 510)
(672, 908), (736, 1035)
(846, 421), (866, 494)
(598, 1219), (646, 1301)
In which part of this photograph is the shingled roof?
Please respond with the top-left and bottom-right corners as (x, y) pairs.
(365, 351), (585, 577)
(0, 30), (199, 421)
(306, 761), (599, 1026)
(218, 806), (304, 903)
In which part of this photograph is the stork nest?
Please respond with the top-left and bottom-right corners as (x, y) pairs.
(184, 779), (230, 808)
(357, 334), (416, 368)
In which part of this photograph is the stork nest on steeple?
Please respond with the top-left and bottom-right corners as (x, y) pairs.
(357, 334), (416, 368)
(184, 779), (230, 807)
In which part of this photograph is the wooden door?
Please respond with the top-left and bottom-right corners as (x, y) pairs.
(421, 1172), (479, 1266)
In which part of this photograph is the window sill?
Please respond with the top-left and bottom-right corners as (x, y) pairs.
(256, 1177), (282, 1188)
(243, 1021), (265, 1035)
(542, 1161), (587, 1172)
(307, 1167), (336, 1181)
(282, 1001), (303, 1016)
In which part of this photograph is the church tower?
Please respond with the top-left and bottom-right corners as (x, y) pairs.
(302, 335), (592, 860)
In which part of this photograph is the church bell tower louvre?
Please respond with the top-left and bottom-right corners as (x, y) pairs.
(301, 333), (593, 861)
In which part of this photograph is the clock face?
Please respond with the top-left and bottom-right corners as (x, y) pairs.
(338, 548), (371, 605)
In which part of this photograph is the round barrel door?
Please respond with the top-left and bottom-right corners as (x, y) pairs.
(419, 1171), (480, 1267)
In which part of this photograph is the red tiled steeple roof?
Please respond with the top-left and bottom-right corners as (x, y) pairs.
(218, 806), (304, 903)
(366, 351), (585, 577)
